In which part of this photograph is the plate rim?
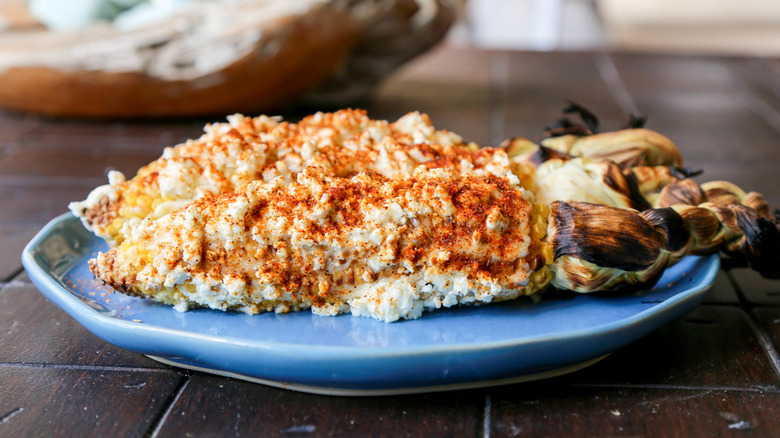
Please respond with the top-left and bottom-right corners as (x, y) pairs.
(22, 212), (720, 361)
(145, 354), (611, 396)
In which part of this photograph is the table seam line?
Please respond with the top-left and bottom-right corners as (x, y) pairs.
(721, 61), (780, 136)
(594, 51), (641, 118)
(482, 393), (491, 438)
(147, 376), (191, 438)
(569, 383), (779, 393)
(1, 266), (25, 284)
(0, 362), (179, 373)
(747, 58), (780, 98)
(744, 312), (780, 382)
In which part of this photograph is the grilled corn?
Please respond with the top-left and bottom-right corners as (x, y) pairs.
(75, 109), (780, 321)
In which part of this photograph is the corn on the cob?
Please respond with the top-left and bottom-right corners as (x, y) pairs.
(70, 109), (509, 246)
(89, 163), (778, 320)
(91, 168), (552, 322)
(76, 109), (780, 321)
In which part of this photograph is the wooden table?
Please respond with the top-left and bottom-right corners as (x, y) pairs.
(2, 46), (779, 437)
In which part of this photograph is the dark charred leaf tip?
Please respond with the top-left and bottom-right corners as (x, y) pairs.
(624, 113), (648, 129)
(719, 256), (750, 271)
(552, 201), (664, 271)
(736, 215), (780, 278)
(543, 125), (594, 139)
(623, 171), (653, 211)
(640, 207), (689, 252)
(671, 167), (704, 179)
(563, 101), (601, 133)
(537, 145), (574, 162)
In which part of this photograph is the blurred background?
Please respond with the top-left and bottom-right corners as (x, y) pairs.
(6, 0), (780, 56)
(1, 0), (779, 118)
(453, 0), (780, 56)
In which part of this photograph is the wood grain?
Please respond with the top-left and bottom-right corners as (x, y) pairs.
(0, 110), (37, 144)
(503, 52), (628, 140)
(0, 225), (36, 281)
(152, 374), (485, 437)
(751, 307), (780, 358)
(370, 47), (494, 147)
(0, 366), (183, 438)
(702, 270), (740, 305)
(18, 118), (207, 153)
(0, 185), (95, 223)
(0, 284), (171, 368)
(489, 384), (780, 438)
(0, 148), (162, 180)
(561, 305), (779, 387)
(729, 268), (780, 306)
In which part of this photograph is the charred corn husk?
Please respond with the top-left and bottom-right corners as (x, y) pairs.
(547, 201), (691, 292)
(663, 181), (780, 278)
(540, 129), (683, 168)
(518, 121), (780, 282)
(501, 128), (683, 171)
(530, 158), (704, 210)
(531, 158), (647, 209)
(532, 101), (682, 168)
(626, 166), (701, 207)
(548, 183), (780, 291)
(501, 130), (686, 211)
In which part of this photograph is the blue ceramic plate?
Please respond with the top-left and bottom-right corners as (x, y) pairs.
(23, 213), (719, 395)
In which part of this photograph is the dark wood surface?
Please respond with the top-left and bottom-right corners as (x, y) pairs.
(2, 46), (779, 437)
